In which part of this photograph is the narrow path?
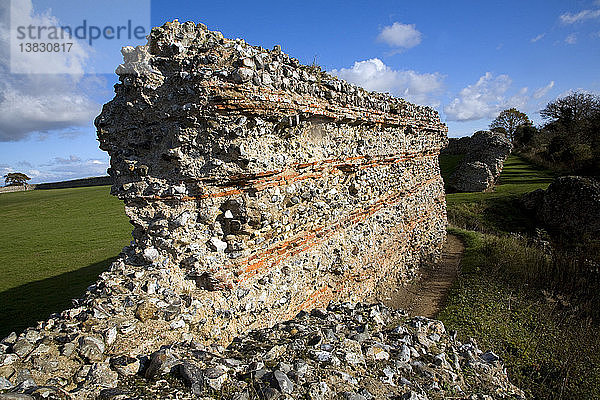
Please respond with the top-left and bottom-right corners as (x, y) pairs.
(375, 234), (465, 318)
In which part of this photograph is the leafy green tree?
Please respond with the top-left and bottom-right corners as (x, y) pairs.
(490, 108), (532, 142)
(513, 124), (538, 149)
(4, 172), (31, 186)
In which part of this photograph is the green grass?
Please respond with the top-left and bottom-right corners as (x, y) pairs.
(439, 156), (600, 399)
(439, 229), (600, 399)
(445, 155), (555, 234)
(0, 186), (131, 337)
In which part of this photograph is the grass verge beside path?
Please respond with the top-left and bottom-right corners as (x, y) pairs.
(0, 186), (131, 337)
(439, 155), (600, 399)
(438, 229), (600, 399)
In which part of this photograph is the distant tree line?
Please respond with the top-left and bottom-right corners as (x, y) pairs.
(490, 91), (600, 175)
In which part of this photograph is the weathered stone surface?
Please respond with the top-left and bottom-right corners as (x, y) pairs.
(447, 130), (512, 192)
(78, 336), (105, 362)
(451, 161), (495, 192)
(110, 303), (524, 399)
(0, 20), (518, 399)
(522, 176), (600, 239)
(93, 19), (448, 349)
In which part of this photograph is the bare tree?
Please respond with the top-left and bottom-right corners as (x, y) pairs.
(540, 92), (600, 123)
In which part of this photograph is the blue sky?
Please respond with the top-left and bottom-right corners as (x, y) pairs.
(1, 0), (600, 183)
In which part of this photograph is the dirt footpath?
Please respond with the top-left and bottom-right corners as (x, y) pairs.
(374, 234), (465, 318)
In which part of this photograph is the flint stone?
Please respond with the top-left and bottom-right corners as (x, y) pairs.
(233, 68), (254, 83)
(480, 351), (500, 363)
(0, 354), (18, 366)
(110, 355), (140, 376)
(142, 247), (159, 262)
(1, 333), (17, 346)
(0, 395), (34, 400)
(176, 361), (204, 394)
(79, 336), (105, 362)
(11, 340), (33, 358)
(341, 393), (367, 400)
(0, 377), (13, 390)
(273, 370), (294, 394)
(135, 301), (159, 322)
(209, 237), (228, 252)
(87, 362), (118, 388)
(145, 349), (178, 379)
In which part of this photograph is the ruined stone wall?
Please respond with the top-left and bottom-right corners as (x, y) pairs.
(447, 130), (512, 192)
(0, 21), (447, 397)
(95, 20), (447, 339)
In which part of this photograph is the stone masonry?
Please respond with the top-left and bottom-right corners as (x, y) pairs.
(95, 20), (449, 343)
(447, 131), (512, 192)
(0, 21), (467, 398)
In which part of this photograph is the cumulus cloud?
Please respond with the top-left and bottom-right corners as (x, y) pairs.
(444, 73), (531, 121)
(0, 0), (101, 142)
(560, 9), (600, 24)
(377, 22), (422, 50)
(533, 81), (555, 99)
(565, 33), (577, 44)
(444, 74), (558, 122)
(531, 33), (545, 43)
(331, 58), (444, 107)
(55, 155), (82, 164)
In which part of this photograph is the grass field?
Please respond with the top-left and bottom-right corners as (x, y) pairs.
(0, 186), (130, 337)
(438, 155), (600, 399)
(443, 155), (555, 234)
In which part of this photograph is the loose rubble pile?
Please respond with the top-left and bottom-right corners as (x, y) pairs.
(0, 304), (524, 399)
(445, 131), (512, 192)
(522, 175), (600, 240)
(0, 21), (526, 399)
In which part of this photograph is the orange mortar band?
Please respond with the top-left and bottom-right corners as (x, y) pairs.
(233, 176), (442, 284)
(142, 152), (439, 202)
(204, 81), (448, 133)
(288, 201), (444, 318)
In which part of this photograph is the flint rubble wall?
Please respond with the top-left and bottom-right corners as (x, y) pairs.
(0, 20), (449, 397)
(447, 130), (512, 192)
(96, 19), (448, 340)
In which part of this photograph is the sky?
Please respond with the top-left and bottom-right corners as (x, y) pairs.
(1, 0), (599, 183)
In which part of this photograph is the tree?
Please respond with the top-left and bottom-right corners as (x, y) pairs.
(4, 172), (31, 187)
(489, 108), (532, 142)
(540, 92), (600, 124)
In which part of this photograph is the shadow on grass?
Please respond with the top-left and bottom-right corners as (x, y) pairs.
(497, 178), (553, 185)
(0, 257), (116, 338)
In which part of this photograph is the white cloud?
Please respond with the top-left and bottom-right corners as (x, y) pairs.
(531, 33), (545, 43)
(565, 33), (577, 44)
(560, 9), (600, 24)
(331, 58), (444, 107)
(444, 72), (532, 121)
(533, 81), (555, 99)
(6, 157), (110, 184)
(0, 0), (101, 142)
(377, 22), (422, 49)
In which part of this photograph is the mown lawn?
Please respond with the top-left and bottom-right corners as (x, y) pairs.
(0, 186), (131, 337)
(438, 155), (600, 399)
(442, 155), (556, 234)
